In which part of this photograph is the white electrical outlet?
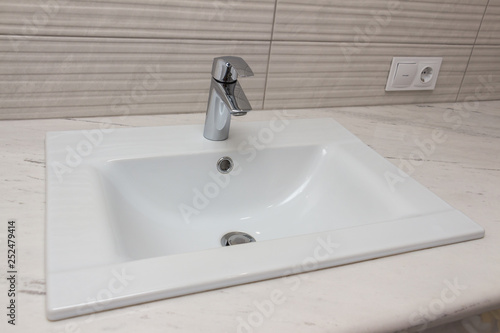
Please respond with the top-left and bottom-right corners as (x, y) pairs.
(385, 57), (442, 91)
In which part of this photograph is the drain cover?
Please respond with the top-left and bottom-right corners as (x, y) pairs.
(221, 232), (256, 246)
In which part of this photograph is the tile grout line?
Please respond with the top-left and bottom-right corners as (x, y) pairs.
(455, 0), (490, 102)
(0, 33), (490, 47)
(261, 0), (279, 110)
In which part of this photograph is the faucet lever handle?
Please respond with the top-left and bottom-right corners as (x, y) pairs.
(212, 56), (254, 83)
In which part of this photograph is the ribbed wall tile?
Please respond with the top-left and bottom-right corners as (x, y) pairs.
(458, 46), (500, 102)
(273, 0), (487, 44)
(0, 0), (275, 41)
(0, 36), (269, 120)
(264, 42), (472, 110)
(476, 0), (500, 45)
(0, 0), (498, 120)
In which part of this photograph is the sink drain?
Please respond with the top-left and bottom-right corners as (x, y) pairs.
(221, 232), (256, 246)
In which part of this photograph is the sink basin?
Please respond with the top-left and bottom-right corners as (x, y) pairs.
(45, 117), (484, 320)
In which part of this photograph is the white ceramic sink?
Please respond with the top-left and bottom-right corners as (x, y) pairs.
(45, 118), (484, 320)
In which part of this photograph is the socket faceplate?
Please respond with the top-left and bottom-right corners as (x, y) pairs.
(385, 57), (443, 91)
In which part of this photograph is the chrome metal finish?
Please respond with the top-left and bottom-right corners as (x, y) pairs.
(203, 56), (254, 141)
(217, 156), (233, 174)
(221, 232), (256, 247)
(211, 56), (254, 83)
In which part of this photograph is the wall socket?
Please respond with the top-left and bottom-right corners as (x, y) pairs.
(385, 57), (443, 91)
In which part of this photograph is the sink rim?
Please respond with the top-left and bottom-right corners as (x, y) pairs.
(46, 209), (482, 320)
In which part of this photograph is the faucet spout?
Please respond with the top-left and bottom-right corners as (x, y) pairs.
(203, 56), (254, 141)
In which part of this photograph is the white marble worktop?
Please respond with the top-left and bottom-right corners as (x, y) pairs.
(1, 101), (499, 333)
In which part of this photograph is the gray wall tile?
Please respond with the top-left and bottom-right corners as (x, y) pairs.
(264, 42), (472, 109)
(0, 0), (275, 40)
(476, 0), (500, 45)
(0, 0), (499, 120)
(273, 0), (487, 44)
(0, 37), (269, 119)
(458, 46), (500, 102)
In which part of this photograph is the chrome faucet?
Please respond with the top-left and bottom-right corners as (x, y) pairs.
(203, 56), (254, 141)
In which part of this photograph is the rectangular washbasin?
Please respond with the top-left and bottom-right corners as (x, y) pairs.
(45, 117), (484, 320)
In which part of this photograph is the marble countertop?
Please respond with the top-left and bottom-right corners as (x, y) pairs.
(1, 101), (499, 333)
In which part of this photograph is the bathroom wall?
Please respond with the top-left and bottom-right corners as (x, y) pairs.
(0, 0), (499, 120)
